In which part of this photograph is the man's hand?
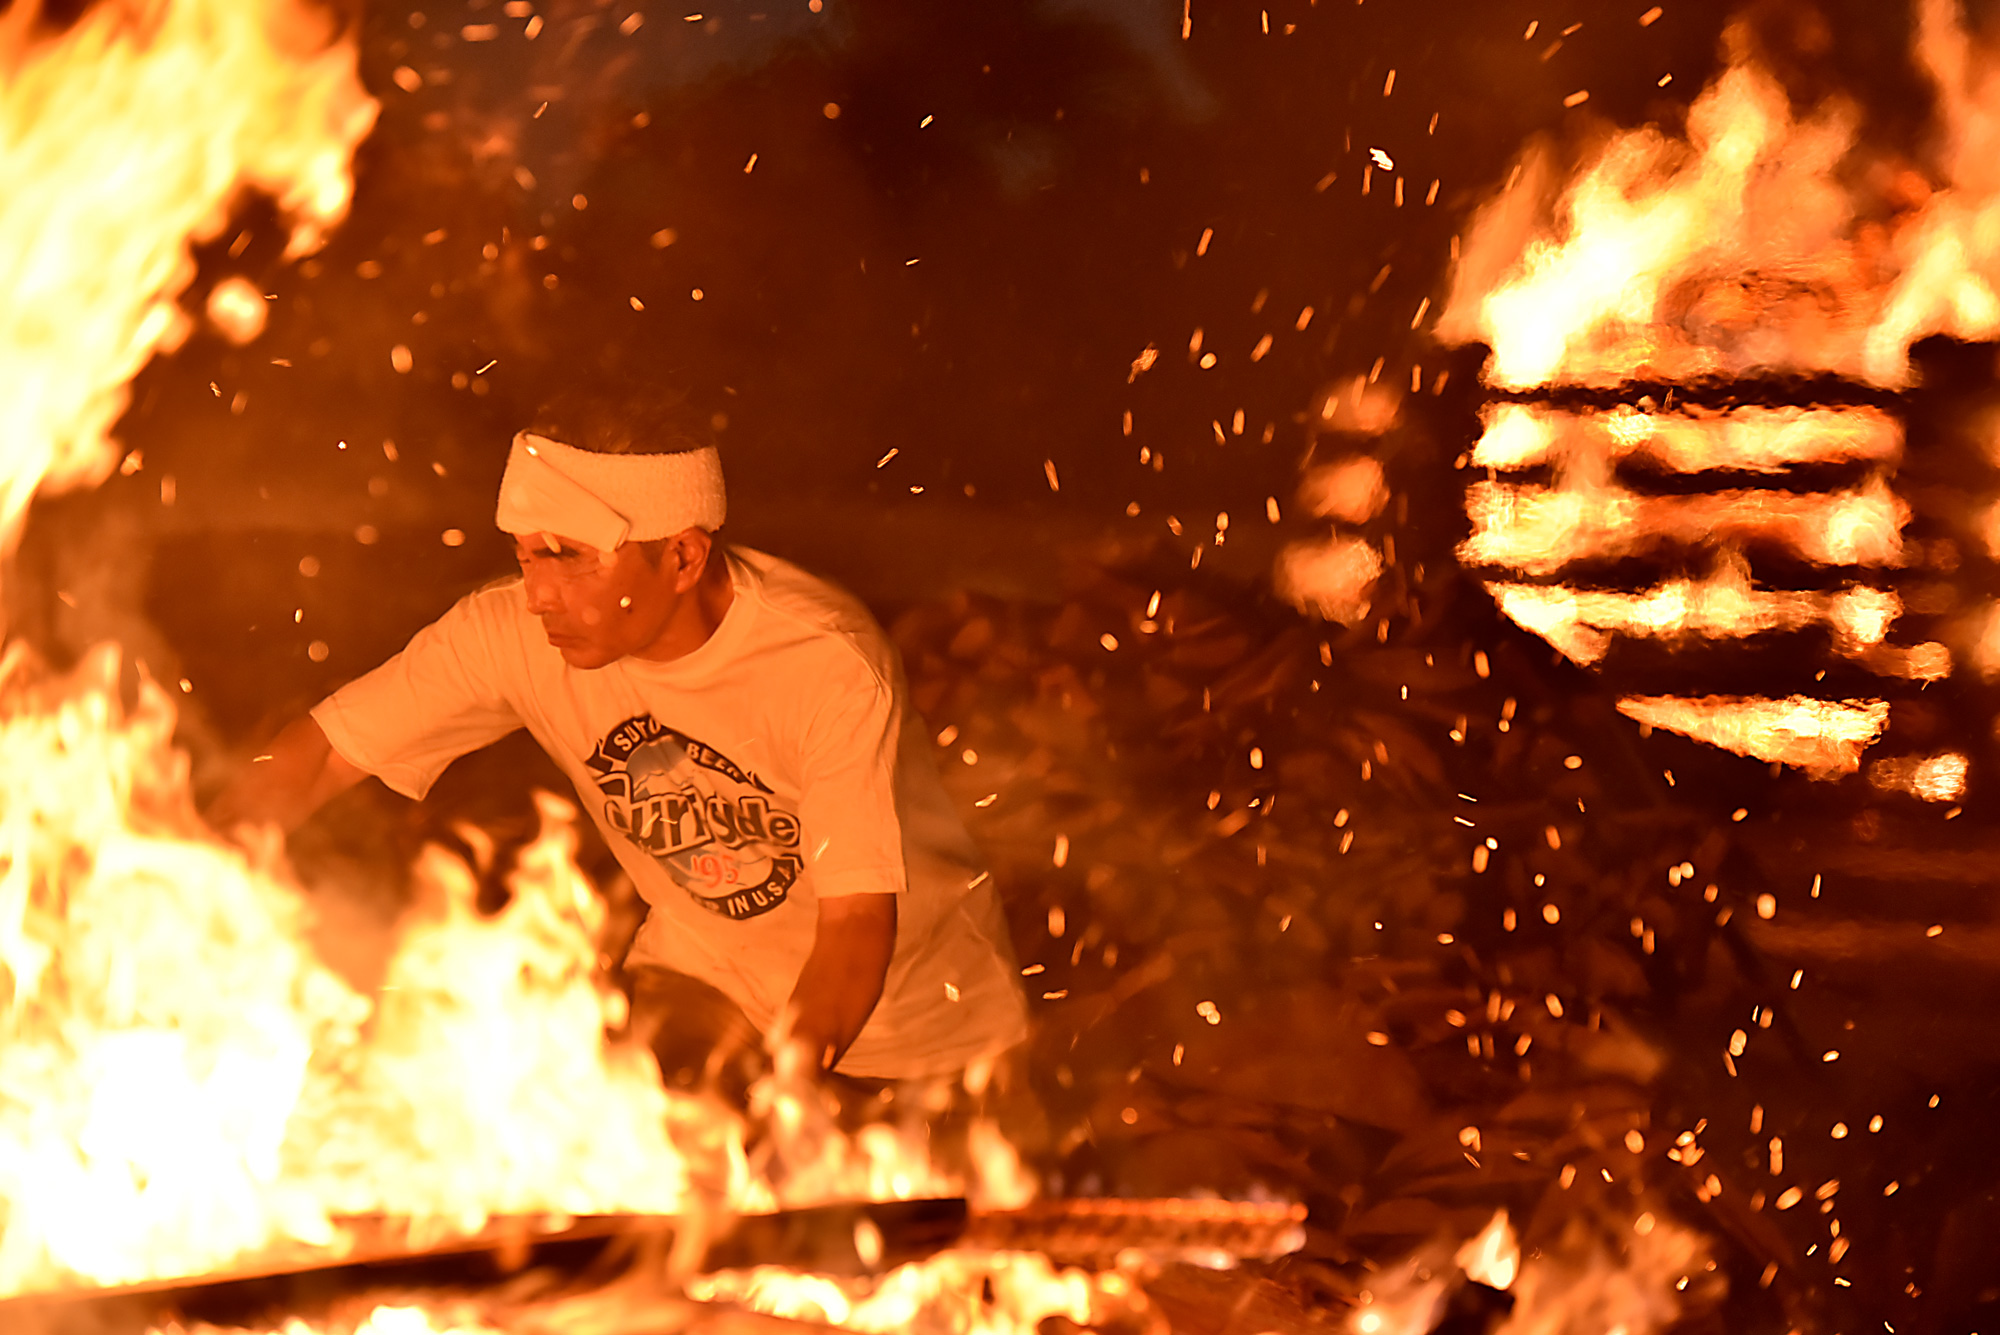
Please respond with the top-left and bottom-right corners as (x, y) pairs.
(784, 892), (897, 1072)
(204, 714), (368, 837)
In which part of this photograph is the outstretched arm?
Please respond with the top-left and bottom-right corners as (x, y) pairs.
(786, 892), (898, 1072)
(205, 714), (369, 835)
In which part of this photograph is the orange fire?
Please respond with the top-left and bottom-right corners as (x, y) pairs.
(1349, 1210), (1708, 1335)
(1473, 404), (1903, 476)
(685, 1251), (1137, 1333)
(141, 1248), (1154, 1335)
(1451, 1209), (1518, 1291)
(0, 658), (742, 1293)
(0, 0), (376, 553)
(0, 0), (986, 1302)
(0, 644), (980, 1295)
(1437, 2), (2000, 781)
(1868, 749), (1969, 801)
(1462, 474), (1908, 575)
(1615, 695), (1890, 778)
(1440, 0), (2000, 390)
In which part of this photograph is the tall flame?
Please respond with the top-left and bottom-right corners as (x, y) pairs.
(1435, 2), (2000, 781)
(0, 0), (976, 1298)
(0, 0), (371, 1292)
(0, 646), (359, 1289)
(0, 657), (719, 1292)
(1440, 0), (2000, 390)
(0, 0), (376, 560)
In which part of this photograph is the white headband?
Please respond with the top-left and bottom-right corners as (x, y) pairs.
(495, 431), (726, 551)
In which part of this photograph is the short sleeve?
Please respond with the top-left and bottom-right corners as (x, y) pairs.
(796, 657), (908, 898)
(311, 587), (527, 800)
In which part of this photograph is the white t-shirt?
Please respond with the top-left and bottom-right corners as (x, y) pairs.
(312, 546), (1027, 1079)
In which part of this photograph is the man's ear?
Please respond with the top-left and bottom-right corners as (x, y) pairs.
(672, 527), (714, 591)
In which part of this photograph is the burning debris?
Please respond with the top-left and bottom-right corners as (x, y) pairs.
(1434, 1), (2000, 796)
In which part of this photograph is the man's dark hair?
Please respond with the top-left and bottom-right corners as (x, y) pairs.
(529, 380), (717, 457)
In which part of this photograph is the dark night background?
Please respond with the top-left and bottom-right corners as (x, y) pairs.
(11, 0), (2000, 1331)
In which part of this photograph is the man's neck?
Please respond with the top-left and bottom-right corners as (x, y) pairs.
(632, 545), (736, 663)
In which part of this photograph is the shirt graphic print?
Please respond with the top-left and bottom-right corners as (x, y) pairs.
(585, 712), (802, 920)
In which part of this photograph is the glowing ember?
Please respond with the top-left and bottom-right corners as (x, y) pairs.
(1300, 455), (1391, 523)
(206, 276), (271, 346)
(1615, 695), (1890, 777)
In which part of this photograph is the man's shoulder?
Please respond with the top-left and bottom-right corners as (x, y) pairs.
(426, 576), (535, 652)
(448, 574), (531, 624)
(731, 546), (894, 680)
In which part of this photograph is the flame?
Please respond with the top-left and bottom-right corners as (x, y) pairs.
(0, 0), (734, 1290)
(1462, 400), (1927, 684)
(0, 0), (375, 555)
(1454, 1209), (1520, 1290)
(740, 1035), (962, 1213)
(156, 1304), (505, 1335)
(1275, 534), (1382, 624)
(0, 0), (1001, 1298)
(1869, 751), (1969, 802)
(1300, 455), (1390, 523)
(1492, 1214), (1708, 1335)
(0, 641), (985, 1294)
(1473, 403), (1903, 474)
(1487, 564), (1903, 669)
(289, 792), (716, 1232)
(1615, 694), (1889, 777)
(1347, 1271), (1448, 1335)
(0, 654), (725, 1292)
(1353, 1211), (1709, 1335)
(148, 1251), (1150, 1335)
(687, 1251), (1125, 1335)
(1442, 2), (2000, 390)
(0, 647), (359, 1290)
(1438, 5), (2000, 787)
(1462, 476), (1907, 575)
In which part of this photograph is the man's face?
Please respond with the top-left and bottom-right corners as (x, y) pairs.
(511, 531), (685, 668)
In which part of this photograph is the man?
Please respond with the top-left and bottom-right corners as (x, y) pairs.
(211, 394), (1028, 1086)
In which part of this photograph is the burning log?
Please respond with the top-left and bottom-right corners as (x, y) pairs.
(0, 1198), (1305, 1334)
(959, 1196), (1307, 1267)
